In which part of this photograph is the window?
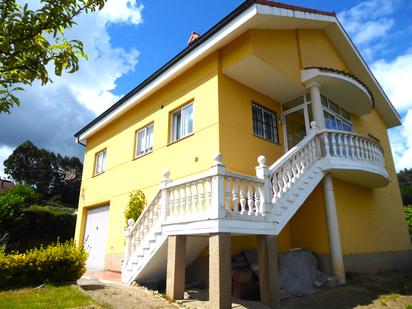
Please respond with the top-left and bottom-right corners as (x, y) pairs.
(170, 102), (193, 142)
(135, 123), (154, 157)
(252, 103), (279, 143)
(94, 150), (106, 175)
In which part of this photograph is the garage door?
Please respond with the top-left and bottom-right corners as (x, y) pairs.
(83, 205), (110, 270)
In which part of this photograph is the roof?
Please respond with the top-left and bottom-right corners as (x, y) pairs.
(74, 0), (400, 142)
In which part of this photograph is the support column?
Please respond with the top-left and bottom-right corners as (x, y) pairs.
(308, 82), (325, 129)
(209, 233), (231, 309)
(257, 235), (280, 309)
(166, 235), (186, 300)
(322, 175), (345, 283)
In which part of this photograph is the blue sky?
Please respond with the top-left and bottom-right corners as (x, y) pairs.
(1, 0), (412, 177)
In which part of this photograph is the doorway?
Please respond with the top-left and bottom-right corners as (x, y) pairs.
(283, 105), (310, 150)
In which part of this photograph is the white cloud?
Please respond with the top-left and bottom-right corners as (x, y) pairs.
(0, 145), (14, 179)
(389, 110), (412, 170)
(338, 0), (395, 58)
(0, 1), (144, 170)
(102, 0), (144, 25)
(372, 53), (412, 113)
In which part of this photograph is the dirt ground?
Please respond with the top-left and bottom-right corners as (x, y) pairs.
(78, 271), (412, 309)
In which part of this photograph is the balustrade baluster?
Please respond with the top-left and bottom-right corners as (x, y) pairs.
(240, 181), (246, 215)
(255, 185), (261, 216)
(247, 182), (254, 215)
(169, 191), (175, 217)
(192, 183), (198, 214)
(174, 189), (180, 216)
(207, 178), (212, 209)
(225, 178), (232, 211)
(186, 184), (192, 215)
(271, 174), (278, 203)
(324, 133), (330, 157)
(180, 187), (186, 215)
(343, 134), (349, 158)
(232, 180), (239, 212)
(331, 133), (337, 156)
(286, 163), (293, 188)
(199, 181), (206, 212)
(282, 167), (288, 193)
(337, 134), (343, 156)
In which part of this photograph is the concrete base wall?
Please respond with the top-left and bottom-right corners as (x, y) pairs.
(105, 253), (123, 272)
(316, 250), (412, 274)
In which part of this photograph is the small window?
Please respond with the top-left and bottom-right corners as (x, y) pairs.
(135, 123), (154, 157)
(94, 150), (106, 175)
(252, 103), (279, 143)
(170, 102), (193, 142)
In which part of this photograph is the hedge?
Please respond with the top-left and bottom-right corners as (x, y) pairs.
(3, 205), (76, 252)
(0, 241), (87, 289)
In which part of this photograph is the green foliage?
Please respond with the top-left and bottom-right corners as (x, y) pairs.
(0, 0), (106, 113)
(0, 184), (38, 224)
(3, 205), (76, 253)
(125, 190), (146, 224)
(398, 168), (412, 205)
(404, 205), (412, 238)
(3, 141), (83, 206)
(0, 240), (87, 289)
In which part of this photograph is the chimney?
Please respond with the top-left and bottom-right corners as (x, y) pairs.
(187, 32), (201, 45)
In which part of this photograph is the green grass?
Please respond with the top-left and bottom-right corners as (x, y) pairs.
(0, 284), (102, 309)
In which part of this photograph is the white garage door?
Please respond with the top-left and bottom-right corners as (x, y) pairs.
(83, 205), (110, 270)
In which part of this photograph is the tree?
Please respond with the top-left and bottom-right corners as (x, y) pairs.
(3, 141), (82, 207)
(398, 168), (412, 206)
(0, 0), (105, 113)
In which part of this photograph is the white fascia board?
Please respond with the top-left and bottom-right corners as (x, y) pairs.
(256, 4), (336, 22)
(79, 5), (258, 142)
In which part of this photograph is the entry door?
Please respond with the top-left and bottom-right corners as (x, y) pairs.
(283, 106), (310, 150)
(83, 205), (110, 270)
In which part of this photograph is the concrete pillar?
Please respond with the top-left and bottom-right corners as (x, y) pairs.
(209, 233), (232, 309)
(166, 235), (186, 300)
(257, 235), (280, 309)
(322, 175), (345, 283)
(308, 82), (326, 129)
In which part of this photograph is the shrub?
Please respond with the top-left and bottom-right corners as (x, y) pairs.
(4, 205), (76, 252)
(0, 240), (87, 289)
(404, 205), (412, 239)
(124, 190), (146, 224)
(0, 184), (39, 224)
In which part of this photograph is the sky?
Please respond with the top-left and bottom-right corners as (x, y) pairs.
(1, 0), (412, 178)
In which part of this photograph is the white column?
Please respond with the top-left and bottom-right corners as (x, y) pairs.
(255, 155), (271, 217)
(308, 82), (325, 129)
(210, 153), (226, 219)
(322, 175), (345, 283)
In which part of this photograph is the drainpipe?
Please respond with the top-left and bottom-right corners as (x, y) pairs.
(307, 81), (346, 283)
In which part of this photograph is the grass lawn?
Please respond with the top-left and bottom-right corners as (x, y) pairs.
(0, 284), (104, 309)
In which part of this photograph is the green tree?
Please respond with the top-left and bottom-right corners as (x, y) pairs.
(3, 141), (82, 206)
(124, 190), (146, 224)
(398, 168), (412, 205)
(0, 0), (106, 113)
(0, 184), (38, 225)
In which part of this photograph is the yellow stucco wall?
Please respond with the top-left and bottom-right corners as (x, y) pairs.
(75, 53), (221, 259)
(75, 28), (410, 270)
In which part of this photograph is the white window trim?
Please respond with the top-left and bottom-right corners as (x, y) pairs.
(94, 150), (106, 175)
(135, 123), (154, 158)
(170, 102), (194, 143)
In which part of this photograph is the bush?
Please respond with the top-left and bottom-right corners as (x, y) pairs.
(124, 190), (146, 224)
(0, 241), (87, 289)
(404, 205), (412, 239)
(4, 205), (76, 252)
(0, 184), (39, 224)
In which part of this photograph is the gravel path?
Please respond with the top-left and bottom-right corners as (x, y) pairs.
(77, 278), (178, 309)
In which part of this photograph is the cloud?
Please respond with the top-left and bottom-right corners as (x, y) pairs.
(0, 145), (14, 179)
(338, 0), (396, 59)
(389, 110), (412, 170)
(0, 1), (144, 177)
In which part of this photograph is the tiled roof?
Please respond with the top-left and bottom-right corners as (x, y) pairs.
(305, 67), (375, 107)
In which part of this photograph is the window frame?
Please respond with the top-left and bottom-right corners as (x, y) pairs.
(94, 149), (107, 176)
(169, 101), (194, 143)
(135, 122), (154, 158)
(252, 102), (280, 144)
(320, 95), (353, 132)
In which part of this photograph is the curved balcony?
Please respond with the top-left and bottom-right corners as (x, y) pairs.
(316, 129), (388, 188)
(302, 67), (374, 116)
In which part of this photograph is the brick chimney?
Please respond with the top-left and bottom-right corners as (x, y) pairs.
(187, 32), (201, 45)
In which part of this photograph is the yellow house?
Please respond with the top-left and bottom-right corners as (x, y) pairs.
(74, 1), (411, 307)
